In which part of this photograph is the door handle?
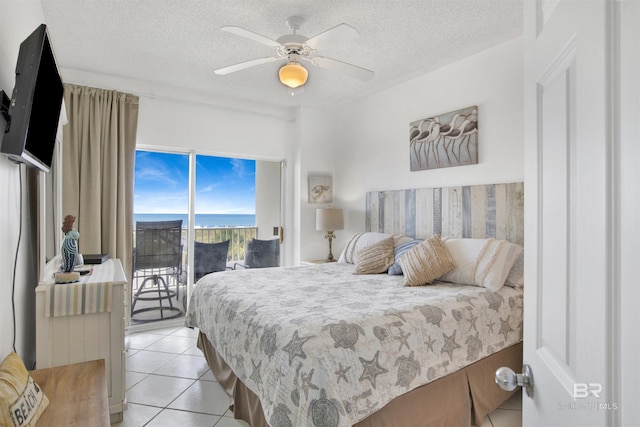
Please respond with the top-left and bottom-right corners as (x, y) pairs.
(495, 364), (534, 397)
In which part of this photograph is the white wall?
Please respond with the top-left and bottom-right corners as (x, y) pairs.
(0, 1), (47, 367)
(296, 106), (343, 263)
(300, 37), (524, 261)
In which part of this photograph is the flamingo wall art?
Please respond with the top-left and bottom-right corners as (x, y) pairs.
(409, 105), (478, 171)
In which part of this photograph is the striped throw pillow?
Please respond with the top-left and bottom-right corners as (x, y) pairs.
(353, 236), (395, 274)
(398, 235), (456, 286)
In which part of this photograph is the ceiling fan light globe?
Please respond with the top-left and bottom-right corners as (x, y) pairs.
(279, 63), (308, 88)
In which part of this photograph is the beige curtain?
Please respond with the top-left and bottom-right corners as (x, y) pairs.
(62, 84), (139, 281)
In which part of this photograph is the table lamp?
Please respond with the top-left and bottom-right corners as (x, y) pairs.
(316, 208), (344, 261)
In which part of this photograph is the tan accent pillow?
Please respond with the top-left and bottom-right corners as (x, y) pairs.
(0, 352), (49, 427)
(353, 236), (395, 274)
(398, 235), (456, 286)
(338, 232), (411, 264)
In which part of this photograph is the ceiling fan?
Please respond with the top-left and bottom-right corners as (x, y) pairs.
(214, 16), (375, 89)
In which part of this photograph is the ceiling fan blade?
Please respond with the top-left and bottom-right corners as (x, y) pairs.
(214, 57), (281, 75)
(311, 56), (374, 81)
(221, 26), (282, 48)
(305, 23), (359, 50)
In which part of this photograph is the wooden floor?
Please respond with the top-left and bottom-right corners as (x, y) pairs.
(30, 359), (109, 426)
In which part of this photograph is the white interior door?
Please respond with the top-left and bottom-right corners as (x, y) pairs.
(618, 1), (640, 424)
(523, 0), (614, 425)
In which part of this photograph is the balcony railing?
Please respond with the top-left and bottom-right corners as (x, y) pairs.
(131, 226), (258, 292)
(191, 226), (258, 263)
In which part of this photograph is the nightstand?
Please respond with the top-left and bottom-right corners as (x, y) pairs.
(301, 259), (338, 265)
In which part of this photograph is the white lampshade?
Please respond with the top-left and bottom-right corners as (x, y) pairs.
(316, 208), (344, 231)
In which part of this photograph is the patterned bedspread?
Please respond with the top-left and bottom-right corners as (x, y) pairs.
(185, 263), (523, 427)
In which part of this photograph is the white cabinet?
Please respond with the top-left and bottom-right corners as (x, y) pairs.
(36, 257), (127, 423)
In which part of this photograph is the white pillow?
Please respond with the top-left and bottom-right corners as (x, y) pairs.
(438, 239), (487, 285)
(439, 238), (523, 291)
(338, 232), (410, 264)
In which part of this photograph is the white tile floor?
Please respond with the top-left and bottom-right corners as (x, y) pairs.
(119, 326), (522, 427)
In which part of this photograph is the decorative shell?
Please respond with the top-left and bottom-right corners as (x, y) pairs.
(260, 324), (280, 359)
(373, 326), (388, 341)
(416, 305), (447, 326)
(483, 291), (504, 311)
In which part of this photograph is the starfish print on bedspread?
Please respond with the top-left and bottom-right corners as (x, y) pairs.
(424, 335), (436, 353)
(335, 363), (351, 384)
(244, 319), (263, 352)
(250, 359), (263, 386)
(499, 315), (514, 341)
(300, 368), (320, 399)
(487, 320), (495, 333)
(441, 330), (461, 361)
(393, 329), (411, 351)
(283, 330), (315, 365)
(451, 306), (478, 333)
(468, 313), (479, 332)
(359, 350), (389, 389)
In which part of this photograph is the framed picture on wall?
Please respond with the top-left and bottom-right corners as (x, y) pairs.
(410, 105), (478, 171)
(308, 175), (333, 203)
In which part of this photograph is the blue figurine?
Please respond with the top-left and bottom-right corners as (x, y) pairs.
(61, 215), (79, 272)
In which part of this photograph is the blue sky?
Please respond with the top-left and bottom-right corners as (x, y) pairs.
(134, 151), (256, 214)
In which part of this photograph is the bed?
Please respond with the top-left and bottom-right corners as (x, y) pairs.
(185, 182), (524, 427)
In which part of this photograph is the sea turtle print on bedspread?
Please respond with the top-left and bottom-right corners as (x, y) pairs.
(185, 262), (523, 427)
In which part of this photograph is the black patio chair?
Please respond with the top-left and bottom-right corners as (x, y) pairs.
(180, 240), (231, 308)
(233, 238), (280, 269)
(194, 240), (231, 282)
(131, 220), (183, 322)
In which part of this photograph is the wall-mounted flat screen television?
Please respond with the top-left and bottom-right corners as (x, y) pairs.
(1, 24), (64, 173)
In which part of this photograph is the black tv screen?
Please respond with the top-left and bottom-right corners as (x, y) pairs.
(1, 24), (63, 173)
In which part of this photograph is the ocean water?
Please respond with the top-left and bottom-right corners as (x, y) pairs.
(133, 213), (256, 228)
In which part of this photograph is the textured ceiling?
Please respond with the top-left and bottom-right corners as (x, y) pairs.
(40, 0), (523, 108)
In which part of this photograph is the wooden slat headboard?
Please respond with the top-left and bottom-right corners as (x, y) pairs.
(366, 182), (524, 246)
